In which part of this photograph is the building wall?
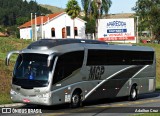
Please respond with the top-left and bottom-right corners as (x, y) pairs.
(20, 27), (39, 40)
(20, 28), (31, 39)
(20, 13), (86, 39)
(43, 14), (86, 39)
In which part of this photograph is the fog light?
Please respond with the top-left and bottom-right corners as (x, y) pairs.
(10, 89), (17, 95)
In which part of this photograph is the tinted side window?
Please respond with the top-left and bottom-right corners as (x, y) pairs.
(52, 51), (84, 84)
(87, 50), (154, 66)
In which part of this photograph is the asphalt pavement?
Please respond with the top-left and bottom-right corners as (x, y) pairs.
(0, 91), (160, 116)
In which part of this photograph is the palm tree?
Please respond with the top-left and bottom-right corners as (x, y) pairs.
(81, 0), (112, 18)
(81, 0), (112, 38)
(66, 0), (81, 39)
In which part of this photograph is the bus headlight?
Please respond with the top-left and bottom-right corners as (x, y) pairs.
(38, 92), (51, 98)
(10, 89), (17, 95)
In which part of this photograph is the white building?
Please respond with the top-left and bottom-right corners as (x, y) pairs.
(19, 12), (86, 40)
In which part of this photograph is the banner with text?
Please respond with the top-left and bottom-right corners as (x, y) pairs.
(98, 18), (135, 43)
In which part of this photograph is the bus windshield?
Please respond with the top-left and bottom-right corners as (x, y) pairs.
(13, 53), (50, 88)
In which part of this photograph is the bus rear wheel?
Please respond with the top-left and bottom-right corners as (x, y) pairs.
(129, 85), (138, 101)
(70, 92), (81, 108)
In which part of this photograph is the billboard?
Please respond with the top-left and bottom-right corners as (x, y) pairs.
(98, 18), (135, 43)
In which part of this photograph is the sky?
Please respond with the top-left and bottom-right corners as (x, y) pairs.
(31, 0), (137, 14)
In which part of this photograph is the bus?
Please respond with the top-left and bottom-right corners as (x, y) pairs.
(6, 39), (156, 108)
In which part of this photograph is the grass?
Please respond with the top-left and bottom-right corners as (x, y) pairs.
(0, 93), (13, 104)
(134, 113), (160, 116)
(0, 37), (31, 104)
(0, 37), (160, 105)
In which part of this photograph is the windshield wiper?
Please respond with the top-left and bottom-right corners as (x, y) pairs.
(30, 79), (49, 86)
(13, 77), (49, 87)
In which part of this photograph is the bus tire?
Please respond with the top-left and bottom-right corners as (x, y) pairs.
(70, 92), (81, 108)
(129, 85), (138, 101)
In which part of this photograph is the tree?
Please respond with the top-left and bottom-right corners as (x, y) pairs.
(66, 0), (81, 39)
(0, 0), (52, 37)
(83, 17), (96, 34)
(0, 0), (52, 26)
(81, 0), (112, 38)
(82, 0), (112, 18)
(133, 0), (160, 40)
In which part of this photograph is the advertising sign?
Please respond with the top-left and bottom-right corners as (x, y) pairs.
(98, 18), (135, 43)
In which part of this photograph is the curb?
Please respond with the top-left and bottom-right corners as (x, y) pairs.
(0, 103), (25, 108)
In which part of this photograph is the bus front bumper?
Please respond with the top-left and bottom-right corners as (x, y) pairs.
(10, 89), (52, 106)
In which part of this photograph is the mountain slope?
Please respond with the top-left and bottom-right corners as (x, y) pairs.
(40, 4), (64, 13)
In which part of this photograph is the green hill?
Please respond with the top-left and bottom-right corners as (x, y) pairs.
(0, 0), (52, 26)
(40, 4), (65, 13)
(0, 0), (52, 38)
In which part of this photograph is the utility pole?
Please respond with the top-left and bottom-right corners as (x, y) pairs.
(35, 13), (37, 41)
(31, 13), (33, 41)
(41, 14), (45, 39)
(136, 16), (139, 44)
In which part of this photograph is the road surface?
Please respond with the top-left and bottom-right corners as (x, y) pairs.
(1, 91), (160, 116)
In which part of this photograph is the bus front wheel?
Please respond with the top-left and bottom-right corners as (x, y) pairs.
(70, 92), (81, 108)
(129, 85), (138, 101)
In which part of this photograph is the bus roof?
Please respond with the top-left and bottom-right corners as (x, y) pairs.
(27, 39), (108, 49)
(25, 39), (154, 54)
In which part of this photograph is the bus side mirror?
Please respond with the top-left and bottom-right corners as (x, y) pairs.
(5, 51), (20, 66)
(5, 57), (10, 66)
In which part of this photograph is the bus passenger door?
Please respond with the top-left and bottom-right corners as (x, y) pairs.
(80, 48), (89, 81)
(81, 48), (103, 83)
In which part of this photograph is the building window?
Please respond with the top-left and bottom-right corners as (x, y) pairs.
(51, 28), (55, 37)
(66, 26), (70, 36)
(74, 27), (78, 36)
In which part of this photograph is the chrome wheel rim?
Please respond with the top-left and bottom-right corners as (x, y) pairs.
(132, 89), (136, 99)
(72, 95), (79, 104)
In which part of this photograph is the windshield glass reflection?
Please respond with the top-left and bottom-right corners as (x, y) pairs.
(13, 53), (50, 88)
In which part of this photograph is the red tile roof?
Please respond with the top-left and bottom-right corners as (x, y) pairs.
(19, 12), (64, 29)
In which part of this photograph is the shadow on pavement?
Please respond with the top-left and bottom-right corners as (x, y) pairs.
(19, 91), (160, 113)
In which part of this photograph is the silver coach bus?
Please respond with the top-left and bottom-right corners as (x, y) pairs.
(6, 39), (156, 108)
